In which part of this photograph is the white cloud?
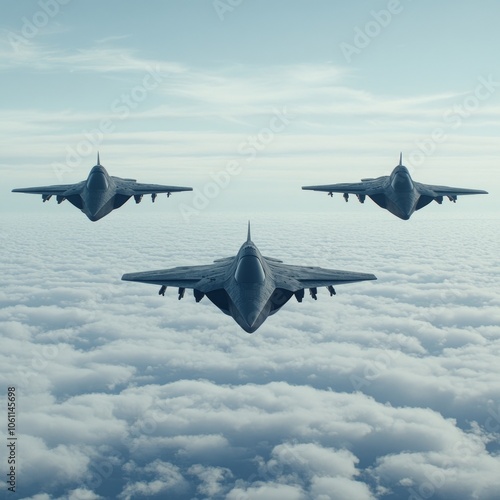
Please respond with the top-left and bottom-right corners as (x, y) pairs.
(118, 460), (188, 499)
(310, 476), (374, 500)
(226, 482), (307, 500)
(66, 489), (104, 500)
(187, 464), (233, 497)
(1, 209), (499, 499)
(263, 442), (360, 479)
(15, 435), (91, 492)
(371, 445), (500, 500)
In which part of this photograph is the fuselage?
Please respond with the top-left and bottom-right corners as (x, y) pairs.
(79, 165), (117, 221)
(383, 165), (420, 220)
(209, 239), (290, 333)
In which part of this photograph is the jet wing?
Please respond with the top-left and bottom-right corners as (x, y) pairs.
(267, 261), (376, 292)
(302, 177), (387, 196)
(122, 261), (229, 293)
(417, 181), (488, 197)
(12, 181), (83, 196)
(116, 179), (193, 196)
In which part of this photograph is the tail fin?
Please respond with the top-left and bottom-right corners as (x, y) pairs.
(399, 152), (403, 166)
(97, 152), (101, 166)
(247, 221), (251, 242)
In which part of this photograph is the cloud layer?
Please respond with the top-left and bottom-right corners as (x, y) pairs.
(0, 211), (499, 499)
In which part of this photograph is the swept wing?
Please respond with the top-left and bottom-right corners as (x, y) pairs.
(12, 181), (84, 196)
(116, 179), (193, 196)
(416, 181), (488, 197)
(266, 260), (376, 291)
(302, 177), (387, 196)
(122, 260), (230, 293)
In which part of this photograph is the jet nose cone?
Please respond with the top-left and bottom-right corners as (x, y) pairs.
(239, 309), (260, 333)
(86, 208), (104, 222)
(244, 311), (260, 330)
(83, 206), (102, 222)
(241, 323), (259, 334)
(86, 197), (107, 221)
(395, 201), (414, 220)
(234, 301), (265, 333)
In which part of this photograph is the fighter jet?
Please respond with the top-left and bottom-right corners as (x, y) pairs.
(122, 223), (376, 333)
(302, 154), (488, 220)
(12, 154), (193, 221)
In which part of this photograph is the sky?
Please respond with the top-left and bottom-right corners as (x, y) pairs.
(1, 1), (500, 499)
(1, 0), (499, 216)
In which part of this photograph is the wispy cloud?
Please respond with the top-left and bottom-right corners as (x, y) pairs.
(0, 39), (185, 74)
(1, 44), (498, 202)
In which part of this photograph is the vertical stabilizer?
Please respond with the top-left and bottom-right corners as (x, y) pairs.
(399, 152), (403, 166)
(247, 221), (251, 242)
(97, 152), (101, 166)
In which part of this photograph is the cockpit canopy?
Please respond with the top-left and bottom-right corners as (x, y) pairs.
(391, 168), (413, 192)
(87, 171), (109, 190)
(235, 255), (265, 283)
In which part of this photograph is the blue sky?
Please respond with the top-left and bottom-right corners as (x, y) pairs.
(3, 0), (500, 90)
(1, 0), (498, 217)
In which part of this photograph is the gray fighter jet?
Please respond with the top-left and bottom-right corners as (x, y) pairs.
(302, 154), (488, 220)
(122, 223), (376, 333)
(12, 154), (193, 221)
